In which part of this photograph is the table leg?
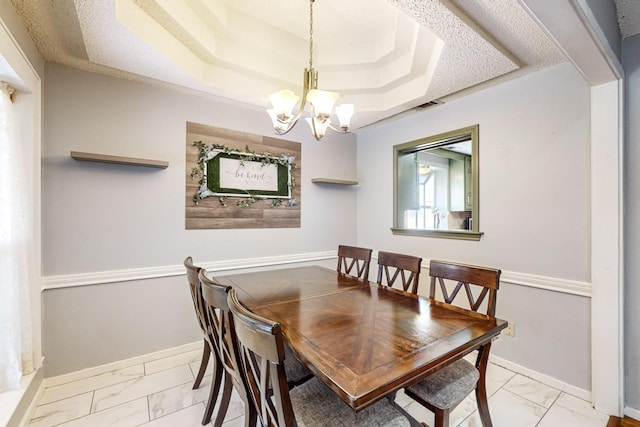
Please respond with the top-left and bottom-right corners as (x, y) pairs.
(475, 342), (493, 427)
(391, 400), (425, 427)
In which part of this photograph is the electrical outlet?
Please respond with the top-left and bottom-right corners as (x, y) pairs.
(505, 322), (515, 337)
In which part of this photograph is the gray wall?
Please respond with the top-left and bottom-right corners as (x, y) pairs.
(43, 276), (198, 376)
(623, 33), (640, 414)
(356, 62), (592, 390)
(43, 64), (358, 275)
(41, 63), (359, 375)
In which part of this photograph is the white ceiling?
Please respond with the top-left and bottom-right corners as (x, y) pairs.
(8, 0), (633, 130)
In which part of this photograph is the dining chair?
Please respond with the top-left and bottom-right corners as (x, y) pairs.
(199, 269), (254, 426)
(376, 251), (423, 294)
(183, 257), (214, 391)
(199, 271), (314, 426)
(337, 244), (373, 279)
(227, 288), (413, 427)
(403, 260), (501, 427)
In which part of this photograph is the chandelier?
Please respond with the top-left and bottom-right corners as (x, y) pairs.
(267, 0), (354, 141)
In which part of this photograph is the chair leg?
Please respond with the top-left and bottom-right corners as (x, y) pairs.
(475, 343), (493, 427)
(242, 396), (257, 427)
(388, 397), (423, 427)
(211, 372), (233, 427)
(193, 338), (211, 389)
(433, 408), (449, 427)
(202, 356), (224, 425)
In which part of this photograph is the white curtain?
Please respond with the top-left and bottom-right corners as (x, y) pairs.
(0, 82), (34, 391)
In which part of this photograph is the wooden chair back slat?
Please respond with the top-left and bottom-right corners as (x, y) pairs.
(337, 245), (373, 279)
(428, 260), (501, 317)
(429, 261), (499, 289)
(228, 288), (297, 427)
(199, 270), (264, 425)
(199, 271), (236, 371)
(184, 257), (209, 338)
(377, 251), (423, 294)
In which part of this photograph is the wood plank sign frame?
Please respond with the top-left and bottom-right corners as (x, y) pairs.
(186, 122), (301, 229)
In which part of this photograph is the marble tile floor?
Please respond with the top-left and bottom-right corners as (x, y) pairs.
(26, 348), (610, 427)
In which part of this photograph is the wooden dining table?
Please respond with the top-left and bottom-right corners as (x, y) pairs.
(215, 265), (507, 415)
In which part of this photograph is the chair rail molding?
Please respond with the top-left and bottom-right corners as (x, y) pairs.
(43, 252), (591, 297)
(42, 251), (337, 290)
(499, 269), (591, 297)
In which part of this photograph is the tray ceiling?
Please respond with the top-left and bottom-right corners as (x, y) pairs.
(11, 0), (570, 129)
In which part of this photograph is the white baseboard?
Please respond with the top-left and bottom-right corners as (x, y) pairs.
(625, 406), (640, 420)
(37, 342), (594, 413)
(0, 365), (43, 427)
(15, 344), (201, 425)
(489, 354), (591, 402)
(16, 372), (45, 427)
(43, 341), (201, 388)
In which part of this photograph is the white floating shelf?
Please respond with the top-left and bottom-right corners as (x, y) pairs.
(71, 151), (169, 169)
(311, 178), (358, 185)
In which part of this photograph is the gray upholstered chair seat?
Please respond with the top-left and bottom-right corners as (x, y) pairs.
(291, 377), (410, 427)
(284, 344), (313, 385)
(405, 359), (479, 410)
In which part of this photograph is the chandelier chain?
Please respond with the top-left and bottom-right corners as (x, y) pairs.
(266, 0), (353, 140)
(309, 0), (314, 70)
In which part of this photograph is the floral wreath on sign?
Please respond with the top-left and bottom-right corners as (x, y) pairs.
(190, 141), (297, 208)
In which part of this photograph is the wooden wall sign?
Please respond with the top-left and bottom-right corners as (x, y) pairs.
(186, 122), (301, 229)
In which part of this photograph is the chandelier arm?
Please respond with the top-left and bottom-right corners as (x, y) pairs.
(301, 101), (321, 141)
(309, 108), (322, 141)
(275, 82), (310, 134)
(273, 108), (304, 135)
(272, 71), (312, 134)
(310, 121), (321, 141)
(267, 0), (353, 141)
(273, 114), (301, 135)
(327, 123), (350, 134)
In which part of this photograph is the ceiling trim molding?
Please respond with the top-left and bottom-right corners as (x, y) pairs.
(573, 0), (623, 79)
(518, 0), (622, 85)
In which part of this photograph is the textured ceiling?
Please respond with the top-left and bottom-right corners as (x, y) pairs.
(11, 0), (567, 129)
(615, 0), (640, 39)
